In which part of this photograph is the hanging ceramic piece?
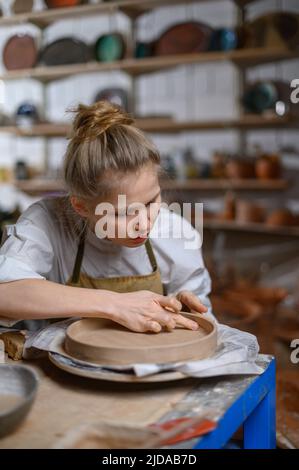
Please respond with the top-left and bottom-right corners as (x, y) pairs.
(154, 21), (212, 56)
(38, 37), (91, 66)
(94, 33), (126, 62)
(94, 88), (129, 112)
(45, 0), (82, 8)
(3, 34), (37, 70)
(209, 28), (238, 51)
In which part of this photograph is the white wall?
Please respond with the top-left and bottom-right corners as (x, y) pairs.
(0, 0), (298, 180)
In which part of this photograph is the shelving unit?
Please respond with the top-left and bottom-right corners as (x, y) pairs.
(14, 177), (288, 195)
(0, 114), (297, 137)
(0, 0), (298, 239)
(0, 0), (261, 28)
(0, 47), (296, 82)
(204, 219), (299, 237)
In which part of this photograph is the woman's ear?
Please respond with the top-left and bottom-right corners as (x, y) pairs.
(70, 196), (90, 218)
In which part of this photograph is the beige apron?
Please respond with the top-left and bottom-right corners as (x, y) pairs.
(67, 228), (165, 295)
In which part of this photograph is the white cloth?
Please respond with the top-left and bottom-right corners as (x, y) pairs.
(0, 198), (213, 327)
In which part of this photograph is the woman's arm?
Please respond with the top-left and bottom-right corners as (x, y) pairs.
(0, 279), (199, 332)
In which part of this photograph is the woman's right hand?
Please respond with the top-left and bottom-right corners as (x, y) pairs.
(107, 290), (200, 333)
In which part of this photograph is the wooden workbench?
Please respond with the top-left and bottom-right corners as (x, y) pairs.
(0, 355), (275, 449)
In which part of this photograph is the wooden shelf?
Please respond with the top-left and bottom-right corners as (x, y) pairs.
(137, 114), (298, 132)
(0, 114), (297, 137)
(161, 179), (288, 191)
(0, 0), (257, 27)
(204, 219), (299, 237)
(0, 123), (71, 137)
(13, 178), (288, 195)
(15, 179), (65, 194)
(0, 47), (296, 82)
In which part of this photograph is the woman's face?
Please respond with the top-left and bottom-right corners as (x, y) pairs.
(75, 163), (162, 248)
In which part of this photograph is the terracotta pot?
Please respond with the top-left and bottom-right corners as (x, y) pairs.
(235, 200), (265, 223)
(45, 0), (82, 8)
(226, 159), (255, 179)
(211, 294), (262, 325)
(266, 209), (295, 227)
(11, 0), (34, 14)
(255, 155), (281, 180)
(218, 192), (236, 221)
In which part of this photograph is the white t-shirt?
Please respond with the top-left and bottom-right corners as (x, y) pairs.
(0, 198), (213, 327)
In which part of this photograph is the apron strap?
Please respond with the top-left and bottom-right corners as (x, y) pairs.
(145, 238), (158, 272)
(70, 232), (158, 284)
(70, 228), (86, 284)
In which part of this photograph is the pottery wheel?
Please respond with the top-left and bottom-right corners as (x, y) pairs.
(65, 313), (217, 366)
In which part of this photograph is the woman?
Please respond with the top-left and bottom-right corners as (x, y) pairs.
(0, 101), (213, 332)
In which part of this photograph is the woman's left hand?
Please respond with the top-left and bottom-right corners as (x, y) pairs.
(164, 290), (208, 331)
(176, 290), (208, 315)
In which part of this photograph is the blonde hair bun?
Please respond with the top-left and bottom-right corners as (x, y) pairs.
(71, 100), (135, 142)
(64, 100), (160, 199)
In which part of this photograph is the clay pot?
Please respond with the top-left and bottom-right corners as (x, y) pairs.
(230, 280), (287, 306)
(255, 155), (281, 180)
(211, 294), (262, 326)
(226, 159), (255, 179)
(235, 200), (265, 223)
(11, 0), (34, 14)
(45, 0), (82, 8)
(218, 192), (236, 221)
(266, 209), (295, 227)
(211, 152), (226, 178)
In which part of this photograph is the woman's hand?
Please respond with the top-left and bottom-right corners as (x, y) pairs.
(108, 290), (200, 333)
(176, 290), (208, 315)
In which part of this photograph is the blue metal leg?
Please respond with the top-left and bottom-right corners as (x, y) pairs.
(243, 377), (276, 449)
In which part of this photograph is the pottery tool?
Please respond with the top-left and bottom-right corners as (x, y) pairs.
(150, 416), (217, 446)
(53, 415), (217, 449)
(64, 313), (217, 366)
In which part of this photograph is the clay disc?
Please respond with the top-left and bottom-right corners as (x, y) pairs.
(65, 313), (217, 366)
(155, 21), (212, 56)
(3, 34), (37, 71)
